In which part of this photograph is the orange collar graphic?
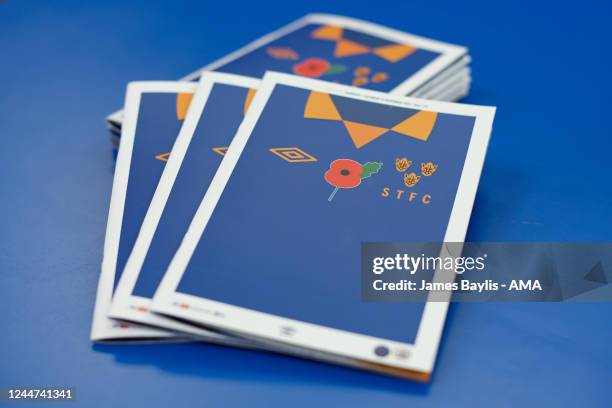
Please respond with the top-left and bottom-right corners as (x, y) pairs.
(160, 88), (256, 162)
(243, 88), (257, 115)
(177, 88), (256, 120)
(176, 92), (194, 120)
(304, 91), (438, 148)
(311, 25), (417, 62)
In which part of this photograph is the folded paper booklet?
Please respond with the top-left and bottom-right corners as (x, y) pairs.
(109, 73), (261, 338)
(151, 72), (495, 380)
(91, 80), (256, 348)
(91, 82), (197, 342)
(107, 13), (469, 130)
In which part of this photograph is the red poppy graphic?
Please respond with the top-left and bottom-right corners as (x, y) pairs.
(324, 159), (382, 201)
(293, 58), (330, 78)
(325, 159), (363, 189)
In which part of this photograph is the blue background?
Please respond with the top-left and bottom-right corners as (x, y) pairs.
(0, 0), (611, 407)
(177, 85), (475, 343)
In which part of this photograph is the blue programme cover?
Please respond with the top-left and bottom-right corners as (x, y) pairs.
(215, 22), (440, 92)
(107, 14), (466, 126)
(114, 92), (192, 290)
(202, 14), (465, 95)
(110, 74), (260, 336)
(91, 82), (198, 341)
(153, 73), (495, 378)
(135, 84), (255, 297)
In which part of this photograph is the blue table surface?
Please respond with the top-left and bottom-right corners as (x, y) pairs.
(1, 1), (611, 407)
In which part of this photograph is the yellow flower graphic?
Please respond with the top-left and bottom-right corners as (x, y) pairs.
(354, 66), (371, 77)
(421, 162), (438, 176)
(395, 157), (412, 172)
(403, 172), (421, 187)
(372, 72), (389, 83)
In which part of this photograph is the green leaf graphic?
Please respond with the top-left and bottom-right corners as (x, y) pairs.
(360, 162), (382, 179)
(324, 64), (347, 75)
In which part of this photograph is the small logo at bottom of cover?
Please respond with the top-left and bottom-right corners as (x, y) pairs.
(373, 345), (390, 357)
(280, 326), (296, 336)
(394, 349), (411, 360)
